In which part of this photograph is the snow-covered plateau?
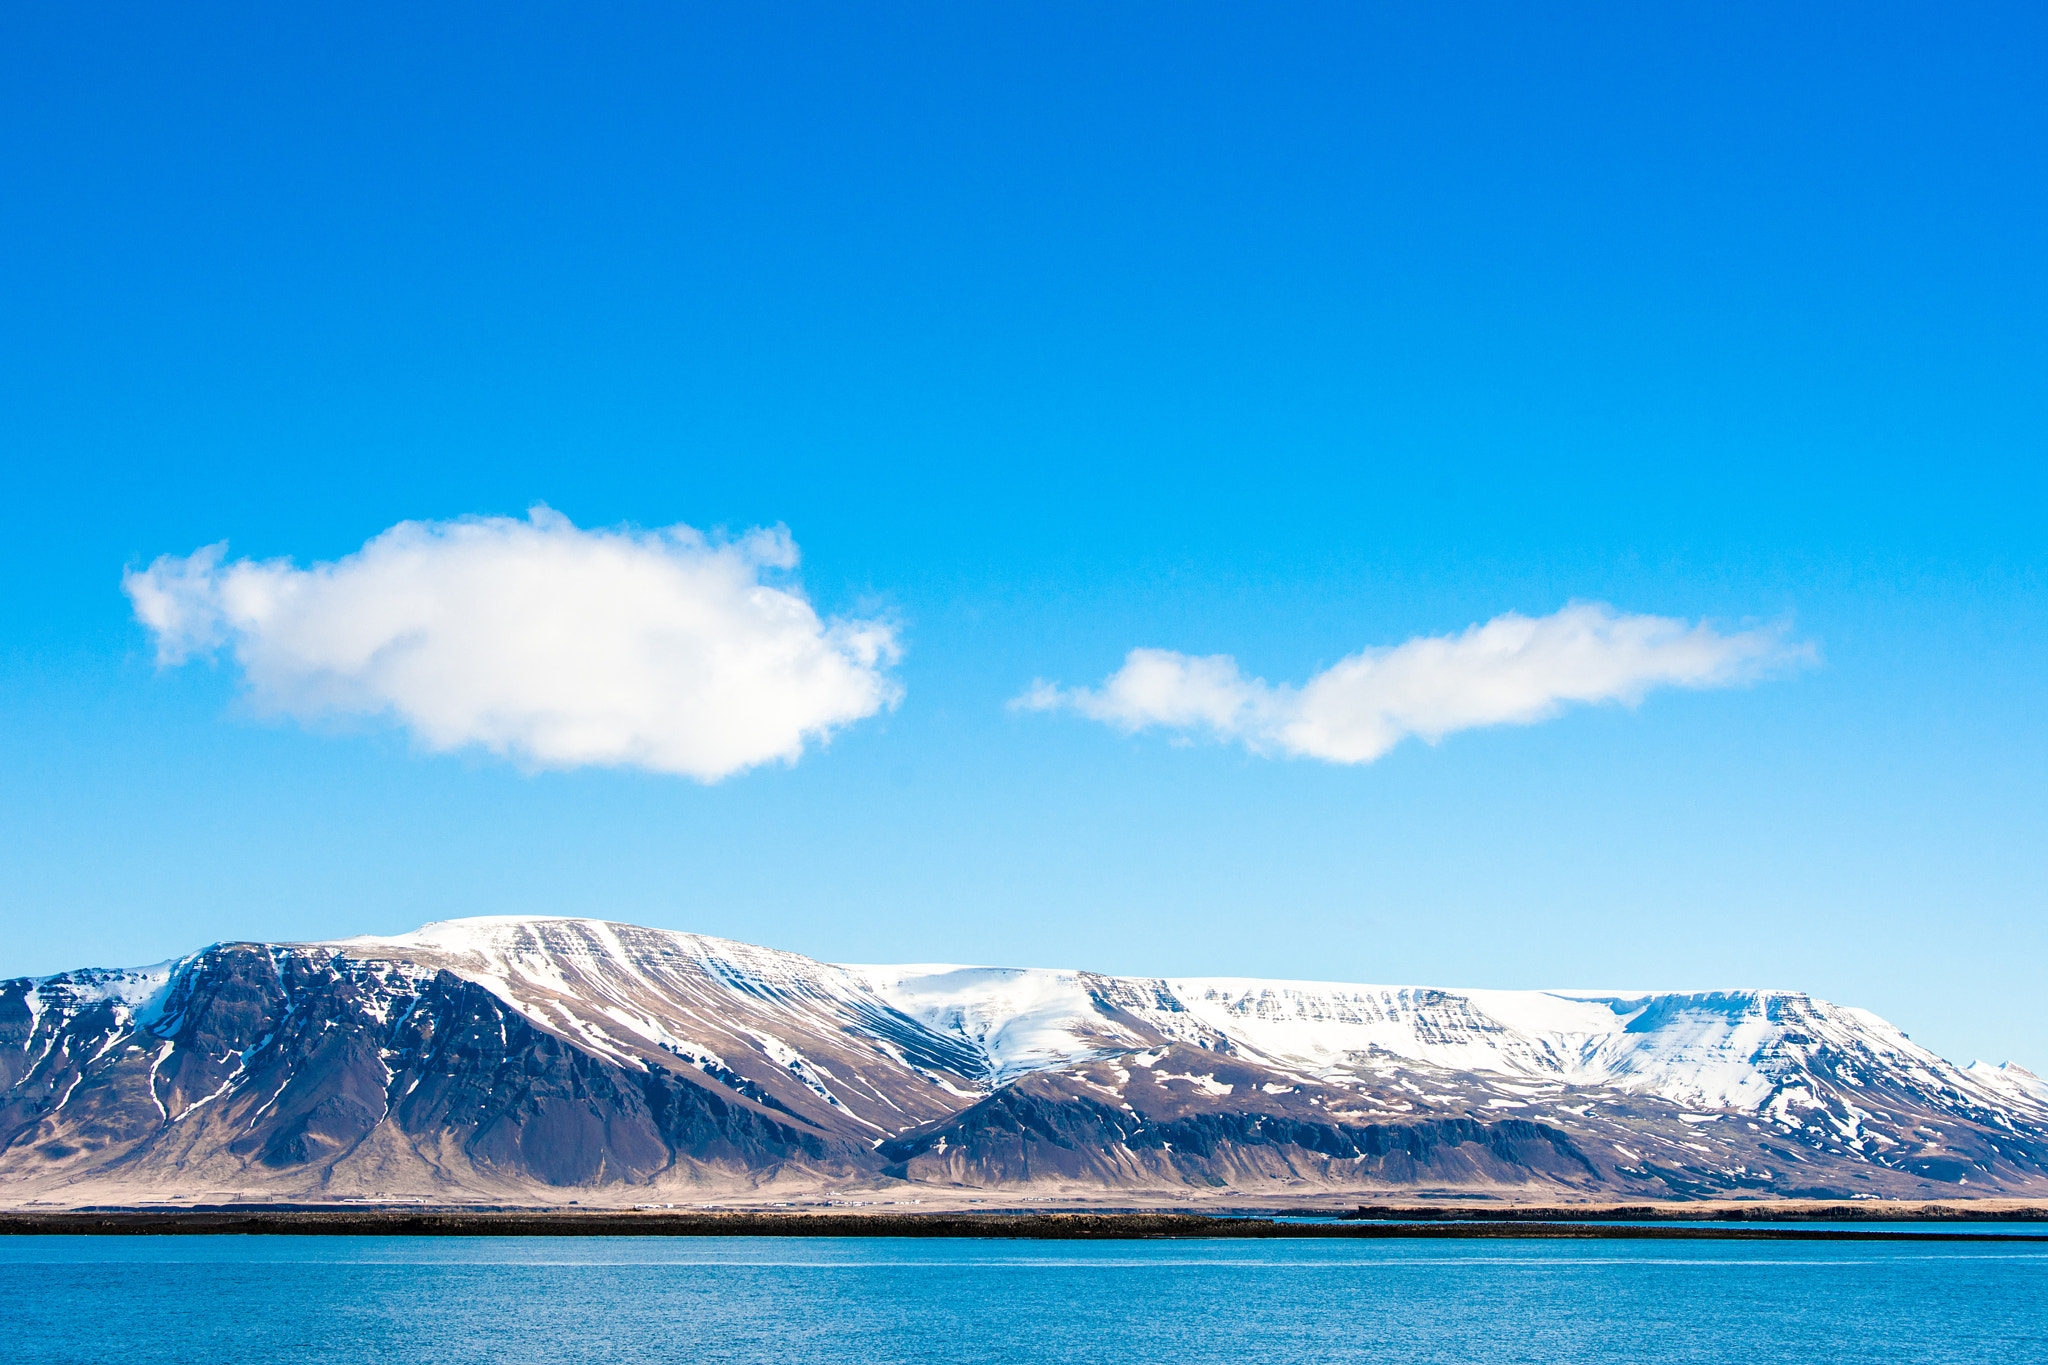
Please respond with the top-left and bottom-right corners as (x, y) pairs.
(3, 916), (2043, 1205)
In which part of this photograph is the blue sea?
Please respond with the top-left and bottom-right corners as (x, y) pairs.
(4, 1234), (2044, 1363)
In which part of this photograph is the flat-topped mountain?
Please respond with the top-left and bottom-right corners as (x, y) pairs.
(3, 917), (2044, 1205)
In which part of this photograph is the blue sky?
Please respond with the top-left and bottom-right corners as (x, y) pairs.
(3, 3), (2044, 1066)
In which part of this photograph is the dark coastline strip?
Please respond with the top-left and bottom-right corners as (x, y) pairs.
(1349, 1203), (2048, 1224)
(3, 1211), (2047, 1241)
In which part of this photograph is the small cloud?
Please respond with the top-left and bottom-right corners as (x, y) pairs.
(1018, 602), (1815, 764)
(124, 507), (901, 781)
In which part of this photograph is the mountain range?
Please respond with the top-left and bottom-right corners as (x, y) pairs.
(4, 916), (2045, 1206)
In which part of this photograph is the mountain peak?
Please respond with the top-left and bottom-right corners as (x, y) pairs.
(4, 922), (2044, 1206)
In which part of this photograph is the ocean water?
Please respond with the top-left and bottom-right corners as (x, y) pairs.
(3, 1235), (2044, 1364)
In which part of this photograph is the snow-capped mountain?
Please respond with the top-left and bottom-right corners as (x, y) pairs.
(2, 916), (2043, 1205)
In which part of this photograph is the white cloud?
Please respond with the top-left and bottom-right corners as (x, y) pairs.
(1015, 603), (1814, 763)
(125, 507), (901, 781)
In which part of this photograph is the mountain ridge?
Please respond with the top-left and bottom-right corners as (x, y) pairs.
(4, 916), (2044, 1206)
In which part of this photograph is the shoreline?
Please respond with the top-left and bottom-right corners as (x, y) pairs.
(1347, 1201), (2048, 1223)
(5, 1208), (2047, 1241)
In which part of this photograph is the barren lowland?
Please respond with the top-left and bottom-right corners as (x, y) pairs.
(6, 1204), (2048, 1242)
